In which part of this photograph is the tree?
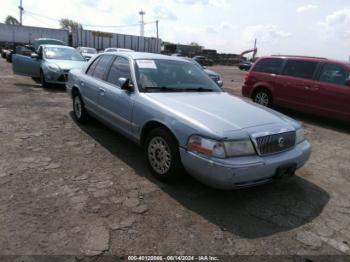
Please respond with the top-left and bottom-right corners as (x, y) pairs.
(5, 15), (20, 25)
(190, 42), (201, 47)
(59, 18), (82, 32)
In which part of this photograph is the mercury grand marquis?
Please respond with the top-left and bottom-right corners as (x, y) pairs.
(66, 52), (311, 190)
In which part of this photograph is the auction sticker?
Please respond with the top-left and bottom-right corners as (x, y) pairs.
(136, 60), (157, 69)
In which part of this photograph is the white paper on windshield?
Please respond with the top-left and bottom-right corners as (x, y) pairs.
(136, 60), (157, 69)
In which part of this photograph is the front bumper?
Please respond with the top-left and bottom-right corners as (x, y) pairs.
(180, 140), (311, 190)
(44, 70), (69, 84)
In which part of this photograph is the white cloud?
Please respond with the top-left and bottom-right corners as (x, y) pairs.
(318, 9), (350, 40)
(242, 24), (292, 45)
(173, 0), (228, 7)
(153, 6), (177, 21)
(205, 26), (217, 34)
(297, 4), (318, 13)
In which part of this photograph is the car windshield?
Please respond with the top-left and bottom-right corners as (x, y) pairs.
(81, 48), (97, 54)
(44, 47), (85, 61)
(135, 59), (222, 92)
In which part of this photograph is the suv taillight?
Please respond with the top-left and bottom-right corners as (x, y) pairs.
(245, 72), (251, 81)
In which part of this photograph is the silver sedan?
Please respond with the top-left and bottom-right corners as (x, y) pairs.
(66, 52), (311, 189)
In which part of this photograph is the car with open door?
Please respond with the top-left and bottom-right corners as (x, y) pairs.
(12, 45), (86, 87)
(66, 52), (311, 190)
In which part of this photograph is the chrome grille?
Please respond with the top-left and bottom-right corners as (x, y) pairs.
(255, 131), (296, 155)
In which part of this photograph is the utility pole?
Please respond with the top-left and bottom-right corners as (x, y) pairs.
(156, 20), (159, 40)
(18, 0), (24, 25)
(139, 10), (145, 37)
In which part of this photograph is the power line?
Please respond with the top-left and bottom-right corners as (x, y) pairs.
(24, 10), (157, 29)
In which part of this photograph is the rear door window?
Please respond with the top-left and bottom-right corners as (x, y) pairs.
(92, 55), (114, 80)
(86, 56), (101, 76)
(319, 63), (349, 87)
(253, 58), (283, 74)
(106, 57), (131, 86)
(282, 60), (318, 80)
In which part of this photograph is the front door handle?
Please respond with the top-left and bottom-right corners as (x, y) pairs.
(80, 81), (85, 87)
(99, 88), (105, 95)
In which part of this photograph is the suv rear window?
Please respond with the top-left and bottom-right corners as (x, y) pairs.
(282, 60), (318, 80)
(253, 58), (283, 74)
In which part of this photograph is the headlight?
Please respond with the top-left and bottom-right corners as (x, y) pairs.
(187, 135), (256, 158)
(47, 64), (61, 72)
(224, 139), (256, 157)
(296, 128), (305, 144)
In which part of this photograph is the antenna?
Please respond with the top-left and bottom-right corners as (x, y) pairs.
(139, 10), (146, 37)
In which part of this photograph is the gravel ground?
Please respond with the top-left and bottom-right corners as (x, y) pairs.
(0, 59), (349, 259)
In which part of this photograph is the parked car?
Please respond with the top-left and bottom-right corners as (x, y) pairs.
(66, 52), (311, 189)
(242, 55), (350, 122)
(6, 50), (14, 63)
(193, 55), (214, 66)
(104, 48), (134, 53)
(183, 57), (223, 87)
(76, 47), (97, 61)
(171, 53), (186, 57)
(1, 49), (11, 59)
(5, 45), (34, 63)
(12, 45), (86, 87)
(238, 60), (253, 71)
(31, 38), (66, 51)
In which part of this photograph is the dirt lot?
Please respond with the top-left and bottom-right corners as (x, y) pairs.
(0, 59), (350, 259)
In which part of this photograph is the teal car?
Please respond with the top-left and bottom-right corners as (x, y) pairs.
(12, 44), (86, 87)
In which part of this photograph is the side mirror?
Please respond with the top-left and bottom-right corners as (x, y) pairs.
(30, 53), (39, 59)
(345, 79), (350, 87)
(118, 77), (134, 92)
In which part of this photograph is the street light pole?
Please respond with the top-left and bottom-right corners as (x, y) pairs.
(139, 10), (145, 37)
(19, 0), (24, 25)
(156, 20), (159, 40)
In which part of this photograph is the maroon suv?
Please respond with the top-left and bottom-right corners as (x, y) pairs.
(242, 55), (350, 122)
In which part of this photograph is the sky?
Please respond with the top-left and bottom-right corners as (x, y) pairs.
(1, 0), (349, 60)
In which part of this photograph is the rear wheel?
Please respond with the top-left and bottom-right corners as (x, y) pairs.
(253, 89), (273, 107)
(145, 128), (184, 182)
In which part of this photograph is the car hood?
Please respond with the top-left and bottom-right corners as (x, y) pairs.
(47, 60), (86, 71)
(142, 92), (297, 136)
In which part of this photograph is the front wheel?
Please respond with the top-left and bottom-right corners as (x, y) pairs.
(40, 71), (49, 88)
(253, 89), (273, 107)
(73, 93), (90, 123)
(145, 128), (184, 182)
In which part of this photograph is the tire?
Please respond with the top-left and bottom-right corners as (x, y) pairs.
(145, 128), (184, 182)
(252, 89), (273, 107)
(40, 70), (49, 88)
(72, 92), (90, 123)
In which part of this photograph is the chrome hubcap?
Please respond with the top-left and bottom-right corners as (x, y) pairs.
(148, 136), (171, 175)
(74, 96), (82, 119)
(255, 92), (269, 106)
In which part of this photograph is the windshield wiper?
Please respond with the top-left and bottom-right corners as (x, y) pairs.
(183, 87), (215, 92)
(143, 86), (180, 92)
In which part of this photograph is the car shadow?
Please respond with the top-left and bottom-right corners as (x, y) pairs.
(72, 113), (330, 239)
(276, 107), (350, 134)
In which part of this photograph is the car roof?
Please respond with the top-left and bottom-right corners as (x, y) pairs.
(260, 55), (350, 68)
(41, 45), (75, 49)
(101, 51), (192, 62)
